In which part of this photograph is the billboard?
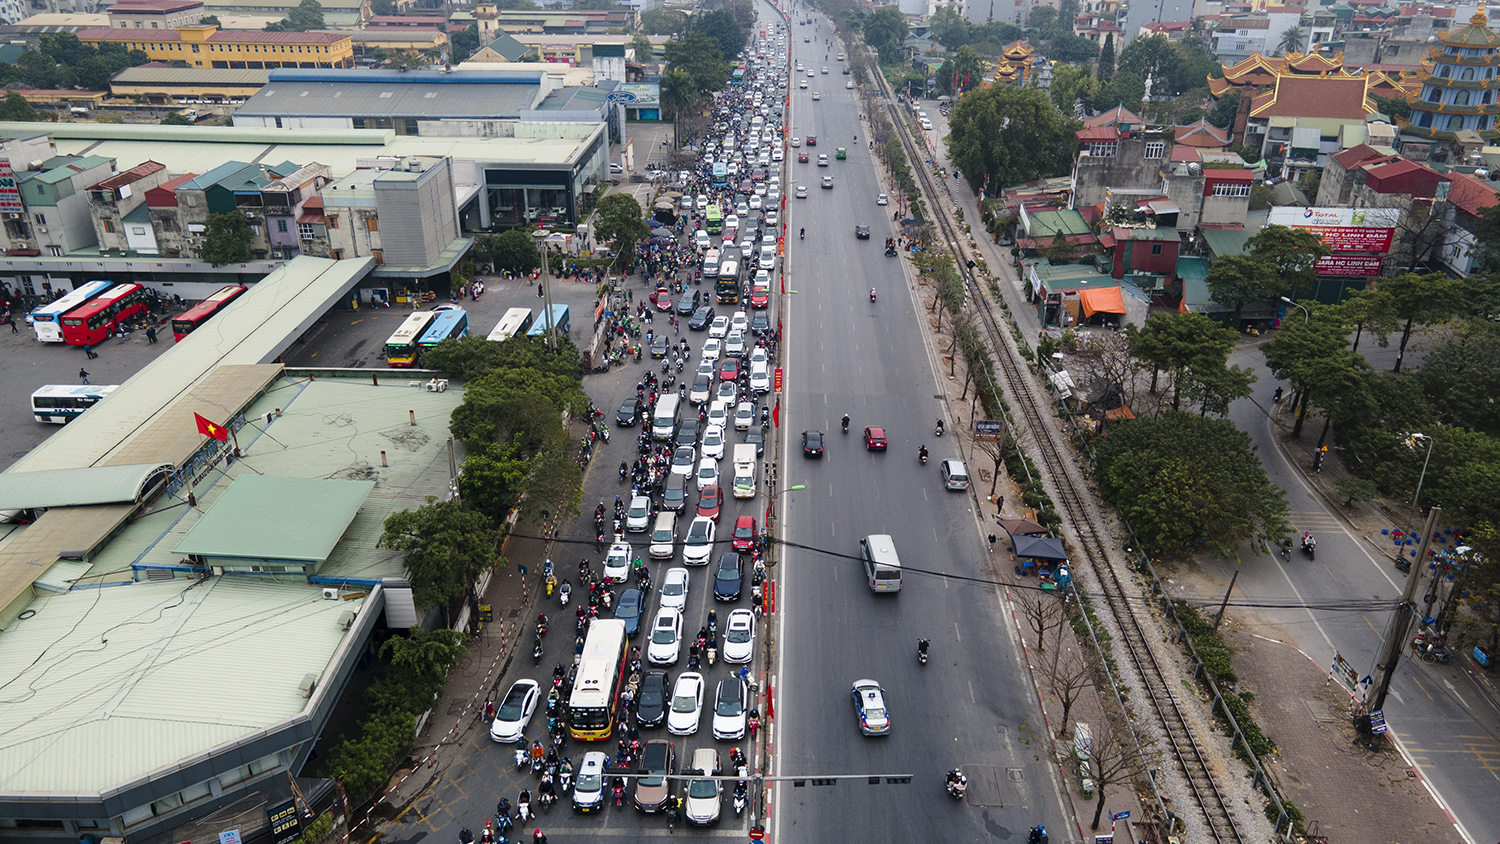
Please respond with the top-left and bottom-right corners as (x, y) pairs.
(0, 159), (21, 213)
(1267, 206), (1398, 255)
(1315, 255), (1383, 277)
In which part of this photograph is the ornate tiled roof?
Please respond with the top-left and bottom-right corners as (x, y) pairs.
(1441, 11), (1500, 47)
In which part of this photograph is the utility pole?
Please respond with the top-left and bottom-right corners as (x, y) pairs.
(1212, 569), (1238, 633)
(1366, 505), (1439, 718)
(532, 229), (557, 352)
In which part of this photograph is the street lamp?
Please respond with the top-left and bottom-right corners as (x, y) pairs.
(533, 229), (556, 351)
(1279, 296), (1309, 324)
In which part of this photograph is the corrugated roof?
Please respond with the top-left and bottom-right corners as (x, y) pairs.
(110, 65), (271, 86)
(237, 70), (543, 118)
(0, 463), (174, 509)
(1201, 226), (1252, 257)
(174, 475), (374, 563)
(75, 26), (350, 43)
(89, 160), (164, 191)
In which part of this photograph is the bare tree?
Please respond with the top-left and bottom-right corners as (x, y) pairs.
(1048, 646), (1094, 739)
(971, 425), (1009, 499)
(1087, 717), (1157, 830)
(1066, 330), (1145, 413)
(1016, 587), (1063, 655)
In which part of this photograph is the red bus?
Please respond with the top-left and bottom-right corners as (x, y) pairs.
(60, 283), (149, 346)
(172, 285), (248, 341)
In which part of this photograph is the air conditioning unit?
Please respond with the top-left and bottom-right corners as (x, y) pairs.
(3, 212), (19, 220)
(338, 609), (356, 630)
(298, 673), (318, 698)
(322, 587), (340, 600)
(36, 225), (46, 233)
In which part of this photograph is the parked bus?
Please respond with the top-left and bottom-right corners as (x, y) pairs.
(716, 259), (741, 304)
(60, 283), (149, 346)
(172, 285), (248, 341)
(417, 308), (469, 348)
(526, 304), (571, 338)
(704, 204), (724, 235)
(31, 384), (119, 424)
(384, 311), (437, 367)
(30, 280), (114, 343)
(568, 619), (629, 741)
(486, 307), (534, 343)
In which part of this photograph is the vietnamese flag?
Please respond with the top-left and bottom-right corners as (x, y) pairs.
(771, 403), (780, 429)
(194, 412), (228, 442)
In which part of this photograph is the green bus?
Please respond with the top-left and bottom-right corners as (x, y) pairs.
(705, 204), (724, 235)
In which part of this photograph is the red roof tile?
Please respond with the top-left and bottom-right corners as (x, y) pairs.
(1249, 74), (1373, 119)
(90, 161), (165, 191)
(1447, 172), (1500, 216)
(1076, 126), (1121, 142)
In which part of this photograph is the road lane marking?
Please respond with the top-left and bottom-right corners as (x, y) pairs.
(968, 680), (975, 703)
(953, 622), (961, 642)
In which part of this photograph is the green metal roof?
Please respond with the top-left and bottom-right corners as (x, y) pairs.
(173, 475), (374, 564)
(0, 464), (174, 510)
(1200, 227), (1252, 258)
(1025, 209), (1092, 239)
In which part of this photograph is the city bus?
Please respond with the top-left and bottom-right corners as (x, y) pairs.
(568, 619), (629, 741)
(417, 307), (469, 349)
(384, 311), (437, 366)
(486, 307), (534, 343)
(172, 285), (247, 341)
(711, 162), (729, 188)
(60, 282), (148, 346)
(716, 259), (741, 304)
(704, 204), (724, 235)
(526, 304), (571, 338)
(732, 67), (746, 85)
(31, 384), (119, 424)
(30, 280), (114, 343)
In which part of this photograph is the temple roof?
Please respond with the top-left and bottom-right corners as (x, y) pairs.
(1442, 11), (1500, 47)
(1173, 118), (1230, 148)
(1248, 74), (1376, 119)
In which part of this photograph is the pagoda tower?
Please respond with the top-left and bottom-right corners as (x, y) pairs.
(1406, 11), (1500, 140)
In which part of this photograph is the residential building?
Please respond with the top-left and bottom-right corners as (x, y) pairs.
(1238, 75), (1381, 179)
(1212, 11), (1306, 64)
(1071, 123), (1173, 211)
(12, 155), (115, 256)
(1438, 171), (1500, 275)
(315, 156), (458, 270)
(1316, 142), (1397, 205)
(1404, 11), (1500, 145)
(75, 24), (354, 69)
(197, 0), (368, 28)
(1119, 0), (1194, 44)
(107, 0), (205, 29)
(348, 26), (447, 57)
(87, 160), (169, 252)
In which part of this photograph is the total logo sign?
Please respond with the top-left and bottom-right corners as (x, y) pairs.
(1267, 206), (1400, 229)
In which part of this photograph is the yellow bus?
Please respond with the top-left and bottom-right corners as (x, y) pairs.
(384, 311), (436, 367)
(568, 619), (629, 741)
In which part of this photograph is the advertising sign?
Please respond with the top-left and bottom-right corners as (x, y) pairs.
(1267, 206), (1397, 255)
(1315, 255), (1383, 277)
(1296, 225), (1395, 254)
(0, 159), (22, 213)
(267, 800), (301, 844)
(773, 367), (783, 393)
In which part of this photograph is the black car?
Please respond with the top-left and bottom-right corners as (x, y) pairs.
(689, 306), (716, 330)
(749, 312), (771, 335)
(616, 398), (640, 427)
(615, 587), (644, 638)
(713, 553), (744, 601)
(662, 473), (689, 510)
(676, 290), (701, 315)
(802, 430), (824, 457)
(855, 225), (871, 239)
(651, 335), (671, 358)
(744, 426), (765, 456)
(674, 419), (703, 449)
(637, 668), (670, 727)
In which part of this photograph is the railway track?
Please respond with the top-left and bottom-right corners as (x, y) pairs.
(876, 90), (1247, 844)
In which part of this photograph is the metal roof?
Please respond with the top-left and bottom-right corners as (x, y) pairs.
(109, 65), (272, 86)
(173, 475), (374, 564)
(0, 463), (173, 510)
(236, 70), (544, 119)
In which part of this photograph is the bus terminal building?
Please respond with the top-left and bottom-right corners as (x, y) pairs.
(0, 258), (471, 844)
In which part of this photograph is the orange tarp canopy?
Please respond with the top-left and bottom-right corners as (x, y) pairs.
(1078, 286), (1125, 317)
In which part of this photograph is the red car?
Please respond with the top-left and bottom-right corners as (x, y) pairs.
(697, 485), (722, 521)
(863, 426), (888, 451)
(797, 151), (809, 163)
(731, 515), (758, 552)
(806, 136), (817, 147)
(719, 358), (741, 382)
(749, 288), (770, 309)
(652, 286), (672, 311)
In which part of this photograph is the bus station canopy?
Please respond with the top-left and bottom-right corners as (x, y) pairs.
(0, 463), (174, 510)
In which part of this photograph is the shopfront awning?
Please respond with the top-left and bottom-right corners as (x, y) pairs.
(1078, 286), (1125, 317)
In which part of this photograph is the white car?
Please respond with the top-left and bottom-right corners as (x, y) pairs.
(772, 148), (785, 161)
(846, 80), (854, 89)
(731, 311), (751, 334)
(707, 400), (729, 428)
(723, 609), (756, 663)
(489, 678), (540, 742)
(725, 213), (740, 231)
(796, 185), (808, 198)
(702, 338), (722, 362)
(791, 136), (802, 147)
(821, 66), (829, 73)
(626, 495), (652, 532)
(759, 250), (776, 271)
(696, 457), (719, 491)
(689, 373), (712, 405)
(685, 747), (723, 825)
(683, 515), (716, 564)
(733, 401), (756, 431)
(749, 346), (768, 366)
(877, 193), (888, 206)
(715, 380), (738, 407)
(811, 91), (821, 101)
(701, 423), (727, 460)
(754, 182), (768, 197)
(767, 188), (781, 204)
(765, 209), (780, 227)
(749, 195), (763, 210)
(736, 201), (750, 217)
(807, 69), (815, 77)
(572, 751), (609, 812)
(711, 675), (750, 740)
(649, 513), (677, 559)
(604, 541), (632, 582)
(671, 445), (697, 476)
(697, 359), (716, 379)
(695, 230), (711, 250)
(667, 672), (705, 735)
(709, 315), (730, 338)
(680, 194), (694, 210)
(696, 194), (708, 209)
(740, 239), (755, 259)
(647, 606), (683, 664)
(724, 330), (746, 357)
(660, 567), (690, 609)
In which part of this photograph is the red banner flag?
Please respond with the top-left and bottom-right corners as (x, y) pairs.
(771, 403), (780, 428)
(194, 412), (228, 442)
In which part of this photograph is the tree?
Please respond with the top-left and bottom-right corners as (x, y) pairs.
(160, 111), (193, 125)
(476, 229), (542, 274)
(1336, 286), (1397, 352)
(1371, 94), (1412, 121)
(1097, 33), (1115, 80)
(368, 0), (393, 15)
(1412, 318), (1500, 437)
(658, 68), (697, 148)
(629, 32), (654, 62)
(927, 4), (970, 48)
(1092, 70), (1143, 112)
(664, 32), (730, 93)
(937, 44), (983, 95)
(1027, 6), (1058, 34)
(1049, 33), (1101, 64)
(0, 91), (38, 122)
(1260, 305), (1370, 439)
(696, 9), (747, 57)
(451, 24), (480, 63)
(1050, 63), (1100, 116)
(573, 0), (621, 8)
(1017, 589), (1064, 656)
(199, 13), (221, 24)
(1207, 89), (1241, 131)
(593, 193), (650, 264)
(1085, 718), (1157, 830)
(198, 211), (254, 266)
(379, 496), (498, 625)
(640, 8), (688, 34)
(947, 85), (1079, 191)
(1378, 272), (1458, 372)
(266, 0), (322, 31)
(1048, 645), (1093, 739)
(1205, 253), (1278, 322)
(1126, 311), (1245, 412)
(1246, 224), (1330, 296)
(1094, 412), (1289, 556)
(1277, 25), (1304, 55)
(862, 6), (908, 64)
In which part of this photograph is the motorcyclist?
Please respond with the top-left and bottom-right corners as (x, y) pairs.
(869, 288), (876, 301)
(919, 444), (928, 462)
(800, 227), (805, 239)
(935, 417), (944, 435)
(841, 413), (850, 432)
(1028, 826), (1049, 844)
(918, 638), (929, 658)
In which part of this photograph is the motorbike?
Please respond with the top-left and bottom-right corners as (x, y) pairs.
(869, 289), (877, 302)
(559, 581), (572, 607)
(919, 447), (928, 465)
(935, 419), (944, 437)
(532, 635), (543, 664)
(918, 639), (928, 665)
(516, 797), (532, 822)
(1301, 533), (1316, 560)
(707, 645), (718, 665)
(841, 415), (850, 433)
(514, 747), (528, 770)
(733, 783), (747, 815)
(545, 574), (556, 596)
(536, 613), (548, 637)
(946, 770), (967, 800)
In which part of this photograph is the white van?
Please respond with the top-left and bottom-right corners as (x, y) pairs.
(731, 444), (757, 499)
(652, 395), (681, 441)
(859, 534), (902, 593)
(940, 459), (969, 490)
(703, 249), (721, 279)
(648, 511), (678, 559)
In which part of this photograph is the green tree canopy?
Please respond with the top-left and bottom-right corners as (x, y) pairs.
(475, 229), (542, 274)
(1126, 311), (1252, 414)
(947, 85), (1079, 191)
(0, 91), (38, 121)
(1094, 412), (1289, 557)
(664, 32), (729, 93)
(265, 0), (323, 31)
(696, 9), (747, 58)
(1246, 224), (1330, 296)
(1050, 63), (1100, 115)
(451, 24), (480, 63)
(160, 112), (193, 125)
(937, 45), (983, 94)
(1204, 253), (1277, 320)
(592, 193), (650, 264)
(640, 8), (688, 34)
(1412, 318), (1500, 438)
(861, 6), (908, 64)
(379, 497), (498, 623)
(1261, 304), (1370, 438)
(198, 210), (254, 266)
(1377, 271), (1458, 372)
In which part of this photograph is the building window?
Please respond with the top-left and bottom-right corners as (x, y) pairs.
(372, 249), (383, 264)
(1151, 243), (1163, 255)
(1456, 89), (1471, 106)
(366, 217), (379, 231)
(47, 245), (62, 256)
(1211, 183), (1250, 197)
(34, 213), (45, 225)
(1143, 141), (1165, 159)
(1088, 141), (1117, 157)
(327, 215), (339, 229)
(298, 222), (316, 239)
(103, 220), (115, 233)
(276, 219), (288, 233)
(1427, 87), (1441, 102)
(332, 248), (345, 259)
(1463, 66), (1475, 81)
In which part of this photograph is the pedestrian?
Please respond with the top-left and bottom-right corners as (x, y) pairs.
(537, 284), (544, 298)
(4, 311), (15, 332)
(987, 534), (997, 553)
(79, 368), (89, 384)
(145, 326), (157, 344)
(83, 343), (97, 359)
